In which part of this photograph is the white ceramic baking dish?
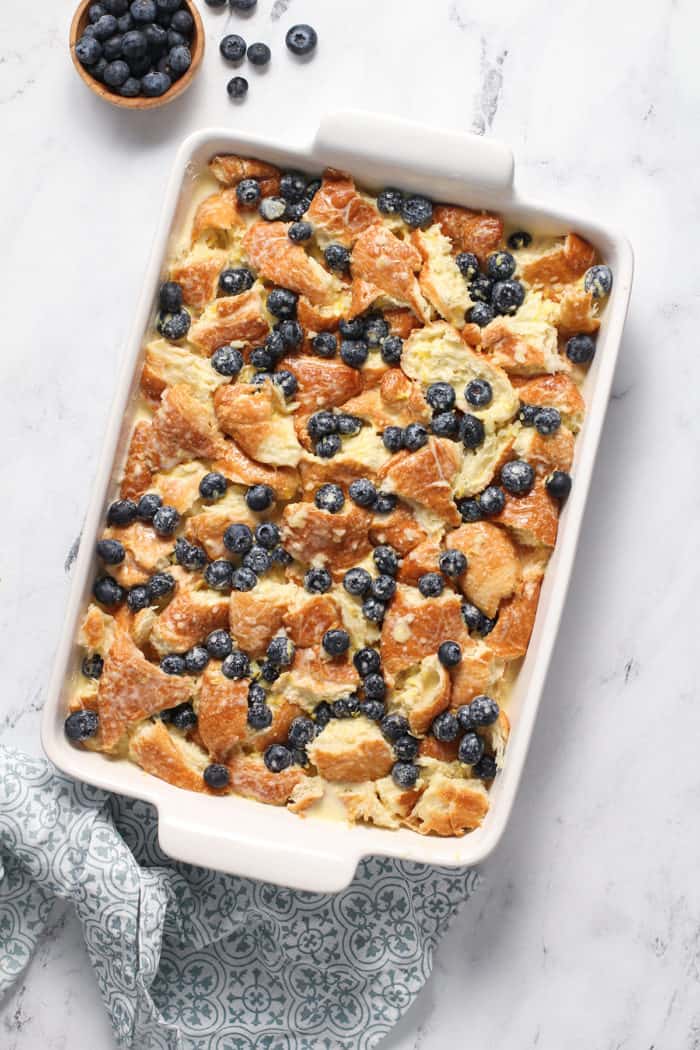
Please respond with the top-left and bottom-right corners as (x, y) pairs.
(41, 112), (633, 892)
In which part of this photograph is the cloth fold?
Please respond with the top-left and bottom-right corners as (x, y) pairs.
(0, 745), (477, 1049)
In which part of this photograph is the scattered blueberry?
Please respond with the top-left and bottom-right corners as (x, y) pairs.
(322, 629), (350, 656)
(465, 379), (493, 407)
(456, 497), (482, 523)
(438, 640), (462, 667)
(270, 545), (292, 566)
(76, 35), (103, 66)
(230, 0), (257, 9)
(404, 423), (429, 452)
(219, 267), (254, 295)
(203, 763), (230, 789)
(343, 567), (372, 596)
(361, 596), (386, 623)
(247, 41), (270, 65)
(160, 653), (186, 675)
(332, 694), (360, 718)
(478, 485), (506, 516)
(339, 317), (365, 339)
(518, 403), (540, 426)
(418, 572), (444, 599)
(456, 252), (480, 279)
(507, 230), (532, 250)
(288, 220), (312, 243)
(279, 170), (307, 202)
(170, 700), (198, 728)
(313, 701), (333, 727)
(93, 575), (125, 606)
(377, 188), (403, 214)
(431, 710), (459, 742)
(246, 484), (275, 511)
(103, 58), (130, 86)
(381, 713), (409, 742)
(382, 425), (404, 453)
(469, 694), (500, 726)
(264, 744), (293, 773)
(491, 279), (525, 316)
(307, 410), (338, 438)
(431, 411), (461, 440)
(235, 180), (260, 207)
(373, 492), (397, 514)
(206, 629), (233, 660)
(534, 407), (561, 435)
(439, 549), (467, 577)
(337, 413), (362, 435)
(275, 319), (303, 349)
(227, 75), (248, 99)
(158, 308), (190, 340)
(64, 710), (99, 742)
(152, 504), (180, 536)
(373, 545), (399, 576)
(401, 195), (433, 228)
(391, 762), (419, 788)
(566, 333), (596, 365)
(96, 538), (125, 564)
(458, 731), (484, 765)
(545, 470), (572, 501)
(174, 537), (207, 570)
(272, 369), (298, 398)
(263, 636), (293, 667)
(354, 647), (381, 677)
(126, 584), (150, 612)
(315, 434), (341, 458)
(304, 567), (332, 593)
(364, 315), (389, 347)
(204, 559), (234, 591)
(584, 264), (613, 299)
(243, 543), (272, 575)
(312, 332), (337, 358)
(198, 472), (227, 501)
(324, 243), (351, 272)
(222, 650), (251, 678)
(426, 382), (455, 413)
(315, 483), (345, 514)
(486, 251), (516, 280)
(394, 734), (420, 761)
(247, 700), (272, 729)
(380, 334), (403, 364)
(469, 274), (494, 303)
(230, 567), (258, 591)
(461, 414), (486, 449)
(147, 571), (175, 600)
(500, 459), (535, 496)
(267, 287), (297, 319)
(288, 716), (316, 749)
(81, 654), (104, 679)
(285, 23), (318, 55)
(371, 574), (396, 602)
(461, 601), (487, 633)
(349, 478), (377, 508)
(359, 699), (385, 721)
(474, 754), (498, 780)
(467, 302), (495, 327)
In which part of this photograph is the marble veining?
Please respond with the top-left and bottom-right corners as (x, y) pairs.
(1, 0), (699, 1047)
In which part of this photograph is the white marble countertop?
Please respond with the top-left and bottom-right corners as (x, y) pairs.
(1, 0), (698, 1046)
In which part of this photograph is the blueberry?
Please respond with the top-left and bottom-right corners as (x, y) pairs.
(285, 23), (318, 55)
(381, 713), (409, 741)
(304, 567), (332, 593)
(171, 8), (193, 33)
(226, 76), (248, 99)
(288, 220), (312, 243)
(64, 709), (99, 742)
(359, 699), (385, 721)
(158, 308), (190, 340)
(96, 538), (125, 565)
(377, 188), (403, 214)
(161, 653), (186, 675)
(246, 484), (275, 511)
(566, 333), (596, 364)
(147, 572), (175, 600)
(382, 426), (404, 452)
(223, 523), (253, 556)
(103, 59), (130, 86)
(247, 41), (270, 65)
(546, 470), (572, 501)
(205, 629), (233, 660)
(248, 683), (266, 707)
(518, 403), (540, 426)
(259, 196), (287, 219)
(272, 370), (298, 398)
(287, 716), (316, 749)
(126, 584), (149, 612)
(467, 302), (496, 327)
(118, 76), (141, 96)
(88, 3), (106, 22)
(461, 414), (486, 449)
(275, 319), (303, 349)
(373, 492), (397, 514)
(222, 650), (251, 679)
(465, 379), (493, 407)
(307, 410), (338, 438)
(439, 549), (467, 577)
(364, 315), (389, 347)
(507, 230), (532, 250)
(343, 567), (372, 596)
(142, 68), (172, 94)
(232, 567), (258, 591)
(456, 704), (474, 731)
(380, 335), (403, 365)
(461, 601), (487, 633)
(242, 545), (271, 574)
(174, 537), (207, 571)
(263, 636), (293, 668)
(486, 251), (516, 280)
(278, 171), (306, 202)
(491, 279), (525, 316)
(264, 744), (293, 773)
(103, 35), (125, 62)
(401, 195), (433, 228)
(313, 701), (333, 727)
(170, 700), (198, 728)
(267, 287), (297, 319)
(371, 574), (396, 602)
(203, 0), (226, 5)
(456, 497), (482, 523)
(129, 55), (152, 76)
(312, 332), (337, 358)
(349, 478), (377, 508)
(247, 701), (272, 729)
(456, 252), (480, 279)
(431, 411), (461, 440)
(437, 644), (461, 673)
(262, 667), (284, 689)
(155, 0), (181, 8)
(500, 459), (535, 496)
(285, 199), (310, 221)
(166, 29), (187, 48)
(404, 423), (429, 452)
(204, 559), (234, 591)
(478, 485), (506, 516)
(180, 646), (208, 676)
(534, 407), (561, 435)
(315, 483), (345, 514)
(584, 264), (613, 299)
(305, 178), (322, 200)
(81, 654), (104, 679)
(426, 382), (455, 412)
(152, 505), (179, 536)
(332, 695), (360, 719)
(336, 414), (362, 435)
(93, 575), (125, 606)
(339, 317), (365, 339)
(418, 572), (444, 598)
(116, 11), (134, 30)
(324, 243), (351, 272)
(250, 345), (277, 371)
(373, 545), (399, 576)
(230, 0), (257, 9)
(322, 629), (350, 656)
(469, 274), (494, 303)
(235, 180), (260, 207)
(362, 597), (386, 623)
(392, 762), (419, 789)
(76, 35), (103, 65)
(431, 710), (459, 742)
(474, 754), (498, 780)
(144, 22), (168, 53)
(458, 732), (484, 765)
(92, 57), (109, 81)
(394, 734), (419, 761)
(481, 614), (498, 636)
(203, 763), (230, 789)
(93, 13), (119, 39)
(469, 694), (500, 726)
(315, 434), (341, 458)
(270, 545), (293, 566)
(354, 647), (381, 677)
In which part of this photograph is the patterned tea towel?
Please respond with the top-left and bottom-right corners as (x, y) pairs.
(0, 745), (479, 1049)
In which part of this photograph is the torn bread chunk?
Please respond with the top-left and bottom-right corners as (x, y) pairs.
(307, 719), (394, 783)
(413, 225), (473, 326)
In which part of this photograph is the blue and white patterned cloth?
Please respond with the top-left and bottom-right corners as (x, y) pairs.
(0, 746), (478, 1049)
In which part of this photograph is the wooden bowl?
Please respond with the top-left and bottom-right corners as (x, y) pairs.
(69, 0), (204, 110)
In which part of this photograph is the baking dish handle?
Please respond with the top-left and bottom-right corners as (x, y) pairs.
(157, 808), (361, 893)
(314, 110), (514, 197)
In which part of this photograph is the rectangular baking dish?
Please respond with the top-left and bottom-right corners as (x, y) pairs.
(41, 112), (633, 892)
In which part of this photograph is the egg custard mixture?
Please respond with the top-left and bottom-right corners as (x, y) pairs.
(65, 155), (612, 837)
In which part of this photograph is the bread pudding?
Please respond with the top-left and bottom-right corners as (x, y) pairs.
(64, 154), (612, 837)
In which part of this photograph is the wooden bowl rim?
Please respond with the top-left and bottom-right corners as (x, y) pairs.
(69, 0), (205, 110)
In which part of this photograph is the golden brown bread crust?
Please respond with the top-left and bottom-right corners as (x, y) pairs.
(521, 233), (596, 286)
(213, 382), (303, 467)
(305, 169), (380, 245)
(485, 577), (542, 660)
(407, 774), (490, 835)
(191, 189), (242, 245)
(397, 537), (442, 585)
(378, 437), (462, 526)
(170, 251), (227, 308)
(517, 373), (585, 428)
(433, 205), (503, 260)
(188, 288), (269, 354)
(307, 719), (394, 782)
(281, 501), (373, 569)
(104, 522), (172, 587)
(381, 587), (469, 675)
(448, 522), (521, 619)
(197, 666), (248, 760)
(282, 354), (364, 413)
(209, 154), (280, 196)
(243, 221), (342, 304)
(283, 593), (340, 648)
(369, 507), (429, 555)
(340, 369), (430, 430)
(227, 752), (306, 805)
(129, 720), (209, 793)
(557, 286), (600, 335)
(150, 588), (230, 655)
(351, 224), (430, 320)
(229, 584), (292, 656)
(493, 480), (560, 547)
